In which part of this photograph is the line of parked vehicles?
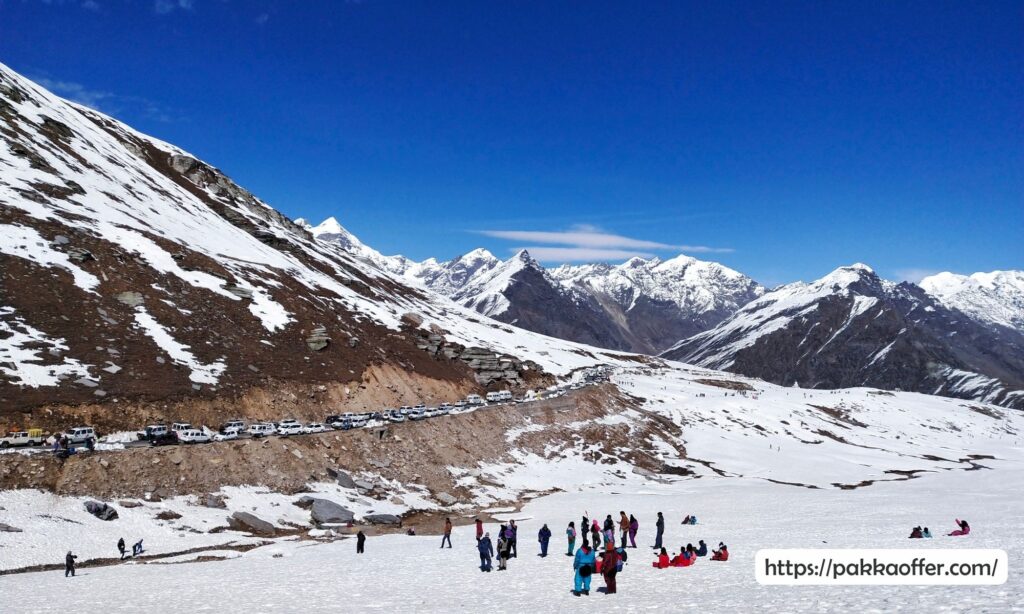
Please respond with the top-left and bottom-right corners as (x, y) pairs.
(2, 366), (614, 452)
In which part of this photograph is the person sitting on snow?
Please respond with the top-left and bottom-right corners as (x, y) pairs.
(711, 543), (729, 561)
(909, 526), (923, 539)
(652, 547), (670, 568)
(923, 527), (932, 538)
(948, 519), (970, 537)
(696, 540), (708, 557)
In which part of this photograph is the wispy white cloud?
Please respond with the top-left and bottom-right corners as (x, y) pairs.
(515, 247), (655, 262)
(894, 268), (945, 283)
(154, 0), (194, 15)
(33, 77), (178, 123)
(475, 223), (732, 256)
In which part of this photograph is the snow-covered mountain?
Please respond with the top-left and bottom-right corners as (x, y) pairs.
(305, 219), (763, 354)
(0, 62), (638, 431)
(920, 270), (1024, 333)
(663, 264), (1024, 408)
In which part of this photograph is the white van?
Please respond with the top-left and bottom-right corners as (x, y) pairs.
(465, 394), (484, 406)
(248, 423), (275, 438)
(485, 391), (513, 403)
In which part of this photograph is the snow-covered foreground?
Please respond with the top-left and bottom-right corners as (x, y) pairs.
(4, 465), (1021, 613)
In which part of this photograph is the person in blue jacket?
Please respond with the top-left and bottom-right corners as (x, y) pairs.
(566, 521), (577, 556)
(696, 539), (708, 557)
(573, 543), (597, 596)
(538, 524), (552, 557)
(478, 532), (494, 572)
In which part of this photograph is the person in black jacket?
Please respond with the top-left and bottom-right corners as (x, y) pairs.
(117, 537), (126, 560)
(65, 551), (77, 577)
(356, 530), (366, 554)
(538, 524), (552, 557)
(654, 512), (665, 549)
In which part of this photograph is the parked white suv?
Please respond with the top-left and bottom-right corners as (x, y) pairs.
(65, 427), (96, 444)
(0, 430), (46, 448)
(303, 423), (327, 434)
(248, 423), (275, 438)
(276, 422), (303, 436)
(177, 429), (211, 444)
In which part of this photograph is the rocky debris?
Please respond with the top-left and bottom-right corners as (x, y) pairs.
(434, 492), (458, 506)
(348, 336), (360, 348)
(156, 510), (182, 521)
(200, 493), (227, 509)
(66, 247), (95, 263)
(415, 333), (532, 388)
(224, 284), (254, 300)
(227, 511), (276, 536)
(310, 499), (355, 525)
(354, 479), (374, 492)
(115, 291), (144, 307)
(84, 500), (119, 521)
(306, 325), (330, 351)
(326, 468), (356, 489)
(368, 458), (391, 469)
(363, 513), (402, 526)
(119, 500), (142, 508)
(0, 522), (23, 532)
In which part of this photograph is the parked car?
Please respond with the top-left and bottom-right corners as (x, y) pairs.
(171, 422), (193, 433)
(0, 429), (45, 448)
(65, 426), (97, 444)
(248, 423), (275, 438)
(304, 423), (328, 434)
(150, 431), (179, 446)
(139, 425), (169, 441)
(386, 411), (406, 423)
(276, 422), (303, 436)
(464, 394), (484, 406)
(178, 429), (211, 444)
(407, 409), (426, 421)
(220, 420), (245, 434)
(213, 431), (238, 442)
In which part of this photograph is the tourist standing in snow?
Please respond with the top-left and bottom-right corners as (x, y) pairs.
(618, 512), (629, 549)
(509, 519), (518, 558)
(566, 522), (577, 556)
(441, 517), (453, 548)
(117, 537), (126, 560)
(628, 515), (638, 548)
(475, 518), (483, 542)
(654, 512), (665, 549)
(581, 514), (590, 548)
(64, 551), (77, 577)
(538, 524), (551, 557)
(496, 528), (511, 570)
(590, 521), (601, 550)
(132, 539), (144, 557)
(356, 530), (366, 554)
(600, 542), (620, 594)
(478, 532), (494, 572)
(572, 543), (597, 596)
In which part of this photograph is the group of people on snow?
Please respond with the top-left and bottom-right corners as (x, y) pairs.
(909, 519), (970, 539)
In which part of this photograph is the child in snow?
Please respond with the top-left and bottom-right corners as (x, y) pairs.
(573, 544), (597, 596)
(948, 519), (970, 536)
(566, 522), (577, 556)
(711, 543), (729, 561)
(652, 547), (670, 568)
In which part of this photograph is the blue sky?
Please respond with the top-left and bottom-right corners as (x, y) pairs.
(2, 1), (1021, 286)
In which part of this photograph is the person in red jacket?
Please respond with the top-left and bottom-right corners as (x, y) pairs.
(711, 543), (729, 561)
(475, 518), (483, 542)
(601, 542), (620, 594)
(652, 547), (670, 568)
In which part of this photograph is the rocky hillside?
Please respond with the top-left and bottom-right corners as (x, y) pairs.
(663, 264), (1024, 408)
(306, 219), (762, 354)
(0, 64), (635, 432)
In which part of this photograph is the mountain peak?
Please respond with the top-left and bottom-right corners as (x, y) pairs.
(312, 216), (346, 236)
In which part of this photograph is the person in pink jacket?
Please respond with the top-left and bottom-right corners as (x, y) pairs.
(948, 519), (970, 536)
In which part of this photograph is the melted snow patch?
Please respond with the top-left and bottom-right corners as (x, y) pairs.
(132, 307), (226, 384)
(0, 306), (95, 386)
